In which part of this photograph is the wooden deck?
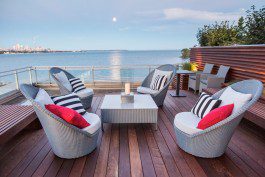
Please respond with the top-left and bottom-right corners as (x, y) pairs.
(0, 90), (265, 177)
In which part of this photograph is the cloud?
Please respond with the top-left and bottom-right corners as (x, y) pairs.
(163, 8), (243, 21)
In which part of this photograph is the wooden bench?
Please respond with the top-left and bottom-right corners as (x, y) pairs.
(203, 88), (265, 129)
(0, 105), (38, 145)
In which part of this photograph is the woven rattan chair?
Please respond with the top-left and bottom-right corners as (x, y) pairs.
(137, 64), (176, 106)
(188, 63), (214, 92)
(174, 79), (263, 158)
(199, 65), (230, 92)
(20, 84), (100, 159)
(50, 67), (93, 109)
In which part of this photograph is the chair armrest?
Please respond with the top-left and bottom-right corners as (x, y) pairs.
(206, 77), (225, 88)
(200, 73), (214, 80)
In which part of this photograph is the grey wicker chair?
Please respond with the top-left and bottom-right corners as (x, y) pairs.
(174, 79), (263, 158)
(137, 64), (176, 106)
(20, 84), (100, 159)
(188, 63), (214, 92)
(50, 67), (93, 109)
(199, 65), (230, 92)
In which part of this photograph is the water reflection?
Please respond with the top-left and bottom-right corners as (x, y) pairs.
(109, 51), (121, 81)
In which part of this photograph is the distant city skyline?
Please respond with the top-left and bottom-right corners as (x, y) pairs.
(0, 0), (264, 50)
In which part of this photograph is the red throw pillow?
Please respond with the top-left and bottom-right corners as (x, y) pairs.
(45, 104), (90, 129)
(197, 104), (234, 130)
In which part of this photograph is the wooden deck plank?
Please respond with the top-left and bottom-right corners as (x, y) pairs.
(143, 124), (169, 177)
(7, 136), (48, 177)
(32, 149), (56, 177)
(118, 124), (131, 177)
(135, 125), (156, 177)
(20, 143), (52, 177)
(128, 125), (143, 177)
(106, 124), (119, 177)
(0, 130), (44, 176)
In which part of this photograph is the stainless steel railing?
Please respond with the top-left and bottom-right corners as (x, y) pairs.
(0, 64), (182, 95)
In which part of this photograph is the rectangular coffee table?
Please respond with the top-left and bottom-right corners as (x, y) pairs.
(101, 94), (158, 129)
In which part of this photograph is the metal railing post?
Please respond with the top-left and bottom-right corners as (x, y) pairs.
(28, 67), (33, 85)
(91, 66), (95, 86)
(48, 67), (51, 85)
(34, 68), (38, 84)
(14, 71), (19, 90)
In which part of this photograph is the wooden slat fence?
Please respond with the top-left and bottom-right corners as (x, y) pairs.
(190, 45), (265, 86)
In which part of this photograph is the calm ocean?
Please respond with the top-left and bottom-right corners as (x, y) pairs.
(0, 50), (182, 71)
(0, 50), (184, 93)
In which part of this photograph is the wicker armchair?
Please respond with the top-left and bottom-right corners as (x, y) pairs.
(174, 79), (263, 158)
(137, 64), (176, 106)
(20, 84), (100, 159)
(50, 67), (93, 109)
(199, 65), (230, 92)
(188, 63), (214, 92)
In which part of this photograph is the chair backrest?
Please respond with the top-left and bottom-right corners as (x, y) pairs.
(49, 67), (75, 80)
(216, 65), (230, 78)
(155, 64), (177, 84)
(203, 63), (214, 74)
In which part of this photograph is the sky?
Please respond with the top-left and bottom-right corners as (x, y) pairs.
(0, 0), (264, 50)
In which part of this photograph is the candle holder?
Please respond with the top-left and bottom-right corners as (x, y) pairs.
(121, 82), (134, 103)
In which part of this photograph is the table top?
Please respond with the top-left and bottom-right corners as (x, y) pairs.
(101, 94), (158, 110)
(176, 70), (195, 74)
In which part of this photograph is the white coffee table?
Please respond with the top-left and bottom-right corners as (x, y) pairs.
(101, 94), (158, 129)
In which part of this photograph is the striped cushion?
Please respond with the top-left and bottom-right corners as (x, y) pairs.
(51, 93), (86, 115)
(150, 75), (167, 91)
(191, 92), (221, 118)
(69, 78), (86, 93)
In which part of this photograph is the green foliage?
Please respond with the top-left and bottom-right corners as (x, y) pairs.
(245, 5), (265, 44)
(197, 5), (265, 46)
(180, 48), (190, 59)
(182, 62), (198, 71)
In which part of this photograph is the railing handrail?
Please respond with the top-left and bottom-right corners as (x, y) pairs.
(0, 66), (31, 74)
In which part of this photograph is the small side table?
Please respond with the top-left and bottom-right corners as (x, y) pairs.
(170, 70), (195, 97)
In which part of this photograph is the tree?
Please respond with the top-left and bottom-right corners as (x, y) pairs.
(180, 48), (190, 59)
(196, 20), (244, 46)
(196, 5), (265, 46)
(245, 5), (265, 44)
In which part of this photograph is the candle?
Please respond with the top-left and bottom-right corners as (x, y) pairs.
(125, 82), (130, 95)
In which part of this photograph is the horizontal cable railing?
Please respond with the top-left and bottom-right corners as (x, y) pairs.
(0, 64), (182, 96)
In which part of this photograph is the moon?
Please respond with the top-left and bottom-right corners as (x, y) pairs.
(112, 17), (117, 22)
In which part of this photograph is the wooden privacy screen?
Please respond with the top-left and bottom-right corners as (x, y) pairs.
(190, 45), (265, 86)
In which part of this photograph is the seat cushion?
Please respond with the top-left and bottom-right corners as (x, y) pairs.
(76, 88), (94, 98)
(197, 104), (234, 130)
(150, 69), (172, 88)
(69, 78), (86, 93)
(191, 92), (221, 118)
(51, 93), (86, 115)
(219, 86), (252, 114)
(174, 112), (202, 135)
(82, 112), (101, 134)
(137, 86), (159, 95)
(150, 75), (168, 91)
(45, 104), (90, 129)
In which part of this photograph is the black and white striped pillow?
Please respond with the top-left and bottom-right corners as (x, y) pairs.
(51, 93), (86, 115)
(150, 75), (167, 91)
(69, 78), (86, 93)
(191, 92), (221, 118)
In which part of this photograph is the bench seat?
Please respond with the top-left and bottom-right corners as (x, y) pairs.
(0, 105), (37, 145)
